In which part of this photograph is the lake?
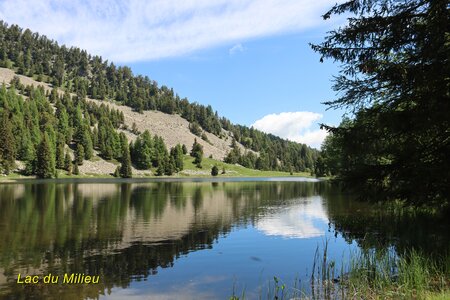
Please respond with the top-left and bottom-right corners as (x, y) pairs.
(0, 178), (448, 299)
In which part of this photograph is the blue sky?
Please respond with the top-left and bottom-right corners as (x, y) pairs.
(0, 0), (346, 148)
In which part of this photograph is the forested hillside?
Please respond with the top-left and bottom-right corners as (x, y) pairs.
(0, 21), (319, 177)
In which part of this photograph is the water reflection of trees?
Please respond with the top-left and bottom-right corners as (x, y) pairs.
(321, 184), (450, 255)
(0, 181), (319, 299)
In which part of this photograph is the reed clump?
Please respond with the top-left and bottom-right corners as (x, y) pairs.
(230, 241), (449, 299)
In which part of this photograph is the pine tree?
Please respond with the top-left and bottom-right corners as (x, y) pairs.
(211, 165), (219, 176)
(113, 166), (120, 177)
(170, 144), (184, 172)
(75, 143), (84, 165)
(36, 133), (55, 178)
(131, 130), (153, 169)
(55, 135), (65, 169)
(67, 159), (72, 175)
(92, 127), (99, 148)
(73, 105), (84, 142)
(131, 122), (139, 134)
(311, 0), (450, 205)
(18, 132), (34, 161)
(156, 162), (165, 176)
(24, 155), (36, 176)
(119, 146), (132, 178)
(0, 110), (16, 174)
(72, 162), (79, 175)
(164, 156), (175, 176)
(81, 127), (93, 159)
(56, 106), (70, 143)
(190, 138), (203, 168)
(119, 134), (132, 178)
(64, 151), (72, 171)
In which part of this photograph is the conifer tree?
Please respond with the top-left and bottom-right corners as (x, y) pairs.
(18, 132), (34, 161)
(64, 151), (72, 171)
(190, 139), (203, 168)
(75, 143), (84, 165)
(113, 166), (120, 177)
(81, 127), (93, 159)
(156, 162), (165, 176)
(92, 127), (99, 149)
(312, 0), (449, 204)
(73, 105), (84, 142)
(36, 133), (55, 178)
(67, 159), (72, 175)
(164, 155), (175, 175)
(131, 130), (153, 169)
(72, 162), (79, 175)
(0, 110), (16, 174)
(170, 144), (184, 172)
(211, 165), (219, 176)
(55, 135), (65, 169)
(0, 22), (322, 177)
(119, 133), (132, 178)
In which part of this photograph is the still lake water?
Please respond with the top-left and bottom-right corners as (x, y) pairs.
(0, 178), (448, 299)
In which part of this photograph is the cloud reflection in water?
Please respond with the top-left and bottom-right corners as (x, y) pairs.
(256, 196), (328, 239)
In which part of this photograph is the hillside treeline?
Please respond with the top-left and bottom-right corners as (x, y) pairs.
(0, 82), (189, 178)
(0, 21), (319, 173)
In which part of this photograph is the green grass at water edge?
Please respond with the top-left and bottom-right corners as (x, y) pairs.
(229, 244), (450, 300)
(181, 155), (312, 178)
(0, 155), (313, 181)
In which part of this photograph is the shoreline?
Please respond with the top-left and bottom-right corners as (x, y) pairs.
(0, 173), (322, 184)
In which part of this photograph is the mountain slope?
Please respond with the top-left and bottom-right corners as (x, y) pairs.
(0, 21), (320, 176)
(0, 67), (239, 160)
(0, 67), (257, 176)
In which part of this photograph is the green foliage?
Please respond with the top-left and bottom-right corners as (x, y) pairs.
(0, 21), (319, 173)
(190, 139), (203, 168)
(211, 165), (219, 176)
(130, 131), (174, 175)
(119, 133), (132, 178)
(64, 151), (72, 171)
(225, 144), (267, 171)
(55, 134), (65, 169)
(164, 156), (175, 176)
(66, 159), (72, 175)
(201, 132), (209, 142)
(98, 117), (120, 160)
(189, 121), (202, 136)
(36, 133), (55, 178)
(312, 0), (449, 206)
(0, 109), (16, 174)
(314, 156), (326, 177)
(72, 162), (79, 175)
(75, 143), (84, 166)
(113, 166), (120, 177)
(224, 145), (241, 164)
(81, 126), (93, 160)
(156, 163), (165, 176)
(131, 130), (153, 169)
(170, 144), (184, 172)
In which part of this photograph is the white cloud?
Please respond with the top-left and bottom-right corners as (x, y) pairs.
(0, 0), (335, 62)
(251, 111), (328, 148)
(229, 43), (245, 55)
